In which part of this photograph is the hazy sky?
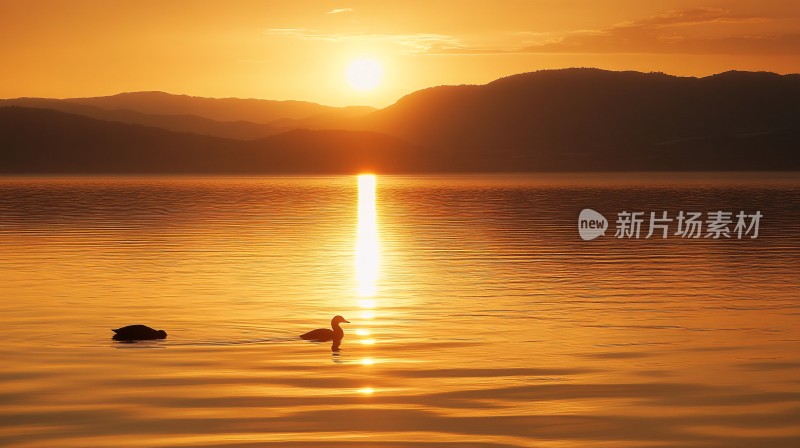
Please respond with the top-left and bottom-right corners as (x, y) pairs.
(2, 0), (799, 106)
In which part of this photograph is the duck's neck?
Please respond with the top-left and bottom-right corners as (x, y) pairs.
(332, 323), (344, 339)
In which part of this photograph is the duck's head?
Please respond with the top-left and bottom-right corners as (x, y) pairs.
(157, 330), (168, 339)
(331, 315), (350, 326)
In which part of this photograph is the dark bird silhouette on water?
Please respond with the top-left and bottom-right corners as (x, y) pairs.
(112, 325), (167, 341)
(300, 315), (349, 343)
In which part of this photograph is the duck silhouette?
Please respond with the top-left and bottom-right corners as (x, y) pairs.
(112, 325), (167, 341)
(300, 315), (350, 343)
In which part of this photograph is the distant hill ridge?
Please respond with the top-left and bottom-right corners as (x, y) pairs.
(1, 92), (376, 140)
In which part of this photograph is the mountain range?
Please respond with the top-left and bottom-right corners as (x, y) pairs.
(2, 68), (799, 174)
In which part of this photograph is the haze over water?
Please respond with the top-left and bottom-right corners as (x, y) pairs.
(1, 173), (799, 447)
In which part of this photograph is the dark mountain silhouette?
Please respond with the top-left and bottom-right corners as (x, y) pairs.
(363, 68), (800, 171)
(0, 107), (421, 174)
(1, 68), (798, 173)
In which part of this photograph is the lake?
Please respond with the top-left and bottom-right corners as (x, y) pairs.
(1, 173), (799, 447)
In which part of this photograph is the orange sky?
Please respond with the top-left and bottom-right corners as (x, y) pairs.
(2, 0), (799, 107)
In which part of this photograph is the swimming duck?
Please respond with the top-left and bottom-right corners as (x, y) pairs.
(112, 325), (167, 341)
(300, 315), (350, 342)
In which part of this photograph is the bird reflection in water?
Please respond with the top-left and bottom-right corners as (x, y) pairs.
(300, 315), (350, 352)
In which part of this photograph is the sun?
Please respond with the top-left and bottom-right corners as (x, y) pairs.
(346, 58), (382, 91)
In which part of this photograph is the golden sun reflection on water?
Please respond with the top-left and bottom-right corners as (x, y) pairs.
(358, 387), (375, 395)
(355, 174), (379, 299)
(357, 299), (377, 309)
(355, 174), (380, 357)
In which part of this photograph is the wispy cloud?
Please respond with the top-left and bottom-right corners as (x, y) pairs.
(426, 8), (799, 56)
(266, 29), (464, 53)
(267, 9), (798, 56)
(631, 8), (764, 27)
(327, 8), (353, 15)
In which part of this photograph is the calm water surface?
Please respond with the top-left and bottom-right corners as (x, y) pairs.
(1, 173), (799, 447)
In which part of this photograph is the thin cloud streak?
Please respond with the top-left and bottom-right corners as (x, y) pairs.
(327, 8), (353, 15)
(424, 8), (800, 56)
(266, 28), (464, 53)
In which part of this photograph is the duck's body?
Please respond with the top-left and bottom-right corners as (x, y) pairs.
(112, 325), (167, 341)
(300, 316), (349, 342)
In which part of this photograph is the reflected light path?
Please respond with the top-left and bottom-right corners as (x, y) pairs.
(358, 387), (375, 395)
(355, 174), (380, 393)
(356, 174), (379, 299)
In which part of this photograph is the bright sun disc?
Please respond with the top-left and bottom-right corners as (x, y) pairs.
(347, 58), (382, 91)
